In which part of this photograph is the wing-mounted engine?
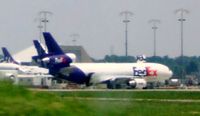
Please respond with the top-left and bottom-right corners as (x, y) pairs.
(128, 78), (147, 89)
(106, 77), (147, 89)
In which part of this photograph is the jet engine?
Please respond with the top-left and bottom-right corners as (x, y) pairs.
(106, 78), (147, 89)
(128, 78), (147, 89)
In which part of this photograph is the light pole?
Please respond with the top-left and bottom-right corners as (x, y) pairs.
(120, 11), (133, 56)
(39, 11), (53, 32)
(70, 34), (80, 46)
(110, 45), (114, 56)
(175, 8), (189, 57)
(175, 8), (189, 82)
(149, 19), (161, 57)
(35, 16), (43, 43)
(34, 15), (44, 56)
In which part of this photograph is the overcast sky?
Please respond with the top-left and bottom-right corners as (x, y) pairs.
(0, 0), (200, 59)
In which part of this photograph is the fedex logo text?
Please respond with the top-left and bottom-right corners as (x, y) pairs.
(133, 67), (157, 77)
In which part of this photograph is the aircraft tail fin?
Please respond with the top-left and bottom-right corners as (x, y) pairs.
(32, 40), (48, 67)
(43, 32), (64, 55)
(33, 40), (46, 57)
(2, 47), (19, 64)
(42, 32), (73, 75)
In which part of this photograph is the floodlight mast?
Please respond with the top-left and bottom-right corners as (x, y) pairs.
(148, 19), (161, 57)
(175, 8), (189, 83)
(34, 15), (44, 57)
(36, 15), (43, 43)
(120, 11), (133, 56)
(39, 11), (53, 32)
(70, 34), (80, 46)
(175, 8), (189, 57)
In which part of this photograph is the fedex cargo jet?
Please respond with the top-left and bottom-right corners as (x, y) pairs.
(34, 32), (173, 89)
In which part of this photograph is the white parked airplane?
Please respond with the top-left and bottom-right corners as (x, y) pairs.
(58, 60), (172, 88)
(0, 63), (19, 79)
(1, 47), (49, 76)
(37, 32), (173, 89)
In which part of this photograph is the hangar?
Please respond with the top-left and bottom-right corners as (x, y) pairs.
(60, 45), (92, 62)
(13, 45), (92, 64)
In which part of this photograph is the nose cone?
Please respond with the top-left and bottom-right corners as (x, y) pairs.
(168, 70), (173, 78)
(158, 65), (173, 80)
(162, 68), (173, 80)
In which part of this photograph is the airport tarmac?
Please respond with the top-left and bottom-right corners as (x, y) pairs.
(30, 88), (200, 92)
(62, 97), (200, 103)
(30, 88), (200, 104)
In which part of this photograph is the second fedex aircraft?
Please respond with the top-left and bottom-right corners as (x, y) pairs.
(33, 32), (173, 88)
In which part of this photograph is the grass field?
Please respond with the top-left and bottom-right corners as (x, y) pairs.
(1, 81), (200, 116)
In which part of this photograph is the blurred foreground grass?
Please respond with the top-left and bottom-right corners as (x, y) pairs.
(0, 81), (200, 116)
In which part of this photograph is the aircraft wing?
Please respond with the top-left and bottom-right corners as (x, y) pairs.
(90, 73), (147, 89)
(90, 73), (134, 84)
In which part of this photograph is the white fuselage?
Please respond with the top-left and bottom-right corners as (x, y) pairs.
(19, 65), (49, 74)
(0, 63), (49, 79)
(0, 63), (19, 78)
(70, 62), (173, 84)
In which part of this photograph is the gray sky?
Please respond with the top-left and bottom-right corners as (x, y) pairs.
(0, 0), (200, 59)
